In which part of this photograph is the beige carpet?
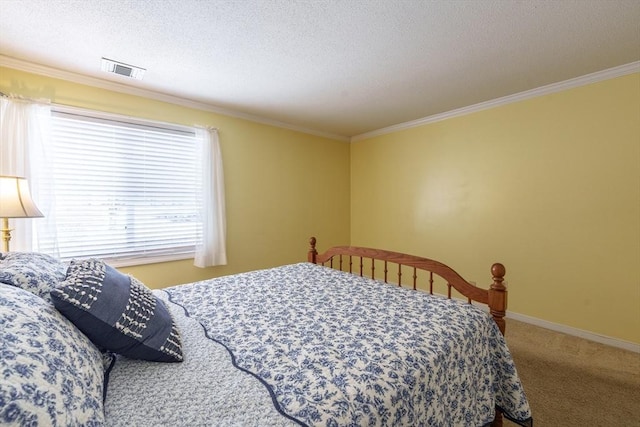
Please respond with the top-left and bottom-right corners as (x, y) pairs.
(503, 319), (640, 426)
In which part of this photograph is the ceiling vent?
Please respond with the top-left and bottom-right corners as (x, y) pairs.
(101, 57), (145, 80)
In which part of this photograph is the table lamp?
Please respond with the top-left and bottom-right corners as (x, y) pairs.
(0, 175), (43, 252)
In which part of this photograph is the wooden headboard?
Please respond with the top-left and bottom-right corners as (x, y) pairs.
(307, 236), (508, 335)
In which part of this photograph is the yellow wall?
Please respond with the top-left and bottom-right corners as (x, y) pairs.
(351, 73), (640, 344)
(0, 66), (351, 287)
(3, 65), (638, 344)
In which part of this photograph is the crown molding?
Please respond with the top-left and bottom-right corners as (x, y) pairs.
(0, 55), (350, 142)
(351, 61), (640, 142)
(2, 55), (637, 144)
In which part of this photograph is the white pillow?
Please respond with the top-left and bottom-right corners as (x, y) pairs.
(0, 252), (67, 302)
(0, 283), (105, 426)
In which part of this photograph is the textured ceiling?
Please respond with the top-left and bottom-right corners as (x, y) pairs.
(0, 0), (639, 139)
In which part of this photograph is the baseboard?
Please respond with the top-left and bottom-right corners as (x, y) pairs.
(390, 289), (638, 353)
(507, 311), (640, 353)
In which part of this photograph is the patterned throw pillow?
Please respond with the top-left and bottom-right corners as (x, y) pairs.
(50, 258), (183, 363)
(0, 252), (67, 302)
(0, 283), (105, 426)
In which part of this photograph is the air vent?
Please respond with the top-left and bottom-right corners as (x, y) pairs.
(101, 58), (145, 80)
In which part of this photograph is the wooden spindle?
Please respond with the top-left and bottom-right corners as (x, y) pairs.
(384, 260), (388, 283)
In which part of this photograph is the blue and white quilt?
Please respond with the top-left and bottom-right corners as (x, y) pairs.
(105, 262), (532, 427)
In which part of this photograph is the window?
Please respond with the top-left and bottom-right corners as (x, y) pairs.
(36, 108), (203, 266)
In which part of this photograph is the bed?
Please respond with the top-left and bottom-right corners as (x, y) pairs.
(0, 238), (532, 427)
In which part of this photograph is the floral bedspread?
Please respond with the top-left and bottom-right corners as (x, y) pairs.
(158, 262), (532, 427)
(104, 290), (298, 427)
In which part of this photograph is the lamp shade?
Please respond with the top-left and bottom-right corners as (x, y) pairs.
(0, 175), (44, 218)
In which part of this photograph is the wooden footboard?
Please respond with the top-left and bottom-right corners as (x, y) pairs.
(307, 237), (508, 334)
(307, 236), (508, 426)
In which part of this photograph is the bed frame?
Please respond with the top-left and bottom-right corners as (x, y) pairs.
(307, 237), (508, 426)
(307, 237), (508, 333)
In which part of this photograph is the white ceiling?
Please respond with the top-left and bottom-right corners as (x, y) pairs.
(0, 0), (639, 139)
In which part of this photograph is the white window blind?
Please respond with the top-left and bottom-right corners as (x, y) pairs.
(37, 108), (203, 266)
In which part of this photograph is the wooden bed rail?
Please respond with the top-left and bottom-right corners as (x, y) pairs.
(307, 236), (508, 335)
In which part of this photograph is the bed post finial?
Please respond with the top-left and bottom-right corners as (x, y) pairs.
(491, 263), (506, 286)
(489, 263), (507, 335)
(308, 236), (318, 263)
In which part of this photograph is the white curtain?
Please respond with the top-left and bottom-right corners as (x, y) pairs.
(194, 127), (227, 267)
(0, 96), (53, 252)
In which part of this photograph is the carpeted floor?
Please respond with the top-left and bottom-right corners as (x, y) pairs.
(503, 319), (640, 426)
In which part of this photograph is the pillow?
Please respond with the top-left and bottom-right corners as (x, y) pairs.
(50, 258), (183, 363)
(0, 283), (105, 426)
(0, 252), (67, 302)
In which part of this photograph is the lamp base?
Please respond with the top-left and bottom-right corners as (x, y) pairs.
(1, 217), (12, 252)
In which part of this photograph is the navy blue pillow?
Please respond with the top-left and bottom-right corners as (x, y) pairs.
(50, 258), (183, 363)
